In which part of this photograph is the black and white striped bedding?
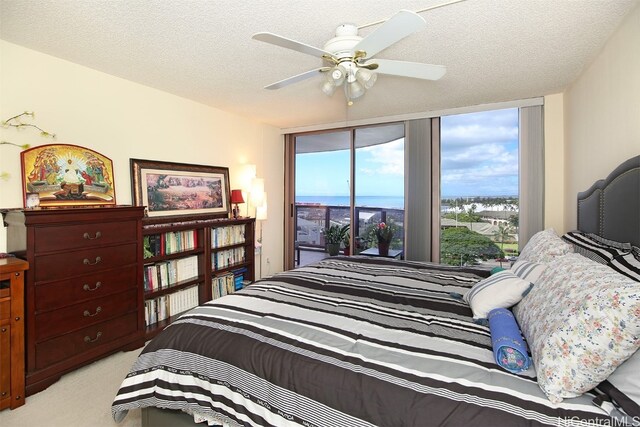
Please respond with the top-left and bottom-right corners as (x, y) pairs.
(112, 256), (615, 426)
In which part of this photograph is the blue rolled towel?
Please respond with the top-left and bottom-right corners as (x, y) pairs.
(488, 307), (530, 374)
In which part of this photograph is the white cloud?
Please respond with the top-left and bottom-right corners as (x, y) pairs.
(357, 138), (404, 176)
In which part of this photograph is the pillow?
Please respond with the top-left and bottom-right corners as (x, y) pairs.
(598, 350), (640, 417)
(513, 252), (640, 403)
(608, 247), (640, 282)
(510, 260), (546, 284)
(463, 270), (533, 322)
(488, 308), (530, 374)
(517, 228), (573, 264)
(490, 266), (505, 275)
(562, 230), (631, 265)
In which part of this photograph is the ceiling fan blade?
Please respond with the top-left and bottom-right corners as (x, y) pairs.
(353, 10), (426, 58)
(264, 68), (329, 90)
(372, 59), (446, 80)
(252, 32), (333, 58)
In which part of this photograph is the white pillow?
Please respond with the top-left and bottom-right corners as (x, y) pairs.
(518, 228), (573, 264)
(604, 350), (640, 417)
(510, 260), (547, 284)
(463, 270), (533, 322)
(513, 252), (640, 403)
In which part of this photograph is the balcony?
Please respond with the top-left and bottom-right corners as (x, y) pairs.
(295, 203), (404, 267)
(295, 202), (519, 269)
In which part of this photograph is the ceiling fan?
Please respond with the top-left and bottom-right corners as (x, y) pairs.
(252, 9), (446, 106)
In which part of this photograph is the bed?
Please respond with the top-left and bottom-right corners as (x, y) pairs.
(112, 155), (640, 426)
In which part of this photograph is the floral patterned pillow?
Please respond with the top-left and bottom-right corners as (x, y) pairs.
(518, 228), (573, 264)
(513, 252), (640, 403)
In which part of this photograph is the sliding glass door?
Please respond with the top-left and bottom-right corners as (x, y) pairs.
(354, 126), (405, 258)
(284, 103), (541, 270)
(288, 123), (405, 268)
(294, 130), (351, 267)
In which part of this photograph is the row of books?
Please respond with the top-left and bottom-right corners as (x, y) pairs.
(213, 247), (246, 269)
(143, 255), (199, 292)
(211, 224), (246, 248)
(144, 285), (199, 326)
(211, 267), (249, 299)
(144, 230), (198, 258)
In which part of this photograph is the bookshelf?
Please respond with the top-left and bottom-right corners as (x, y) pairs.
(142, 215), (255, 339)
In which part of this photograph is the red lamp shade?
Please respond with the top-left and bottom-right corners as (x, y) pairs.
(230, 189), (244, 219)
(230, 189), (245, 204)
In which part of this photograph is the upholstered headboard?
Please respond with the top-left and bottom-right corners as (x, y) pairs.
(577, 155), (640, 247)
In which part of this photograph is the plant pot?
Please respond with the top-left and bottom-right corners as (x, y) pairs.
(326, 243), (340, 256)
(378, 241), (390, 256)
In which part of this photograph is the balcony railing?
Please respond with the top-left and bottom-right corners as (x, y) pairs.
(295, 203), (405, 253)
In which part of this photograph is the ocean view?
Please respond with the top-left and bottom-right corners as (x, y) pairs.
(296, 195), (405, 210)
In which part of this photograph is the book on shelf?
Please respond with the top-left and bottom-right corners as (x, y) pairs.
(143, 255), (199, 292)
(211, 224), (246, 248)
(145, 285), (199, 327)
(143, 230), (198, 258)
(212, 273), (236, 299)
(232, 267), (248, 290)
(212, 247), (246, 270)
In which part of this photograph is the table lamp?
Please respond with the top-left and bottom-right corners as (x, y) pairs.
(230, 189), (244, 219)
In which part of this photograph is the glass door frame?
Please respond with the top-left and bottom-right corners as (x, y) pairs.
(284, 122), (404, 270)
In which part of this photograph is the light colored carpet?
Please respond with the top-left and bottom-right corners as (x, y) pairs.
(0, 347), (143, 427)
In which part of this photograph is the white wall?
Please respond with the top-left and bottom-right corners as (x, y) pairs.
(0, 41), (284, 275)
(563, 4), (640, 232)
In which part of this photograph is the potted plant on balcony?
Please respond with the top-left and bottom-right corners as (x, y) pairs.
(323, 224), (349, 256)
(375, 222), (395, 256)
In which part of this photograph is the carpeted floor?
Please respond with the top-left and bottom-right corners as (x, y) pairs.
(0, 347), (143, 427)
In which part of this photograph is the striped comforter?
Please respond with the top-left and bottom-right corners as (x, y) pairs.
(112, 256), (614, 426)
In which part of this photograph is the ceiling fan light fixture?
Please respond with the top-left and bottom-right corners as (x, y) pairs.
(345, 80), (365, 100)
(321, 78), (337, 96)
(329, 65), (346, 86)
(356, 68), (377, 90)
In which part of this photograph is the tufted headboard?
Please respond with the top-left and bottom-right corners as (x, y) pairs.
(577, 155), (640, 247)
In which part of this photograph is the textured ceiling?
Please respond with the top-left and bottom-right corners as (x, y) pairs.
(1, 0), (638, 130)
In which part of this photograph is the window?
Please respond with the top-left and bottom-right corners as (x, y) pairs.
(440, 109), (520, 267)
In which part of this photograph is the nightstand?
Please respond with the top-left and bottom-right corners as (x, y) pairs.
(0, 257), (28, 410)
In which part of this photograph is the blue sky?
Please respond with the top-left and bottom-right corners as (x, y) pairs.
(296, 108), (519, 198)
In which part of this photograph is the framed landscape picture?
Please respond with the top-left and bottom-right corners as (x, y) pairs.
(130, 159), (230, 218)
(21, 144), (116, 207)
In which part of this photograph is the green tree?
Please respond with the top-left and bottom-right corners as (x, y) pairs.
(441, 227), (503, 266)
(493, 224), (513, 251)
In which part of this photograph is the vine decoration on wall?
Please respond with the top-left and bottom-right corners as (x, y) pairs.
(1, 111), (56, 180)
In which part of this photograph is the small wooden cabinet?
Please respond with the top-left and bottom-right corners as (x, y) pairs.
(0, 257), (28, 410)
(4, 206), (145, 396)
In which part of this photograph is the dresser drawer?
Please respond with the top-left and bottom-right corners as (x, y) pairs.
(35, 265), (137, 310)
(33, 243), (137, 282)
(35, 312), (138, 370)
(34, 289), (138, 341)
(33, 220), (137, 253)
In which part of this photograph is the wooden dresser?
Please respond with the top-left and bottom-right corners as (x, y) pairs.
(4, 206), (145, 395)
(0, 257), (28, 410)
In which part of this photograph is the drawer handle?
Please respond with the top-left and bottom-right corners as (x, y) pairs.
(83, 256), (102, 265)
(83, 282), (102, 291)
(83, 306), (102, 317)
(83, 231), (102, 240)
(84, 332), (102, 343)
(1, 328), (6, 333)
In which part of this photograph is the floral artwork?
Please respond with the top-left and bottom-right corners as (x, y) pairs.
(21, 144), (116, 207)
